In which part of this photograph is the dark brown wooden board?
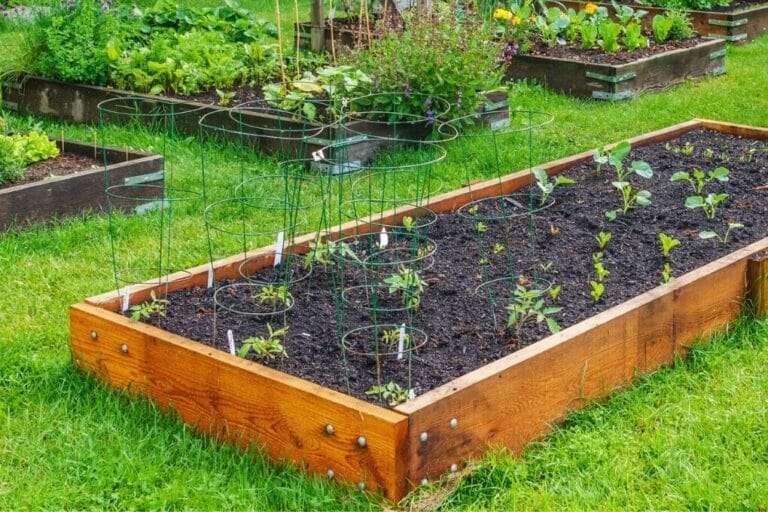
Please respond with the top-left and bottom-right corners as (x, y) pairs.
(558, 0), (768, 43)
(0, 139), (163, 230)
(505, 38), (725, 99)
(71, 119), (768, 501)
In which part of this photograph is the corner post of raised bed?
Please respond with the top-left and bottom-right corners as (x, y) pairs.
(311, 0), (326, 52)
(747, 251), (768, 317)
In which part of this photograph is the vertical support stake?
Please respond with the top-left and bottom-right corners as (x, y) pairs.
(310, 0), (325, 52)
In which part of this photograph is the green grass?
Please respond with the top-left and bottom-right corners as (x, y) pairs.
(0, 31), (767, 512)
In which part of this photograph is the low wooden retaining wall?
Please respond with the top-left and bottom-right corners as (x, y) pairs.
(0, 140), (163, 230)
(70, 119), (768, 501)
(558, 0), (768, 44)
(506, 38), (725, 100)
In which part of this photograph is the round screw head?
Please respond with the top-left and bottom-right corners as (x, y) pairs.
(90, 330), (98, 340)
(450, 463), (458, 473)
(419, 431), (428, 443)
(421, 478), (429, 486)
(357, 435), (367, 448)
(358, 481), (366, 491)
(325, 424), (335, 435)
(120, 343), (129, 353)
(326, 469), (335, 480)
(449, 417), (458, 429)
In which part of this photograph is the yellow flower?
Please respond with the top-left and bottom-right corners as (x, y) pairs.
(584, 2), (599, 15)
(511, 15), (522, 25)
(493, 8), (514, 21)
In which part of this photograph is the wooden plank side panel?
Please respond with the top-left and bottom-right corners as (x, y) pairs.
(400, 289), (674, 484)
(70, 303), (409, 499)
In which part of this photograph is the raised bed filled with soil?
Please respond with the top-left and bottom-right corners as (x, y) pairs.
(505, 37), (725, 99)
(70, 119), (768, 500)
(558, 0), (768, 43)
(0, 139), (163, 230)
(1, 77), (508, 166)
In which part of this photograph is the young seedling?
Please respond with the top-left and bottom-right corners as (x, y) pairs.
(254, 284), (294, 308)
(129, 291), (168, 321)
(384, 266), (427, 309)
(549, 284), (562, 302)
(506, 284), (562, 336)
(606, 181), (652, 220)
(493, 243), (506, 254)
(595, 231), (612, 250)
(365, 381), (410, 407)
(607, 141), (653, 181)
(533, 168), (575, 206)
(402, 216), (417, 232)
(594, 260), (610, 282)
(380, 328), (412, 348)
(593, 146), (609, 175)
(685, 193), (728, 220)
(237, 323), (289, 360)
(699, 222), (745, 244)
(670, 166), (729, 194)
(476, 222), (488, 234)
(540, 261), (554, 272)
(590, 280), (605, 302)
(658, 232), (681, 258)
(661, 262), (673, 285)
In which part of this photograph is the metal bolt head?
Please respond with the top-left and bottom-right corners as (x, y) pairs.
(357, 435), (367, 448)
(449, 417), (458, 429)
(326, 469), (335, 480)
(358, 481), (366, 491)
(90, 330), (98, 341)
(421, 478), (429, 486)
(325, 424), (335, 435)
(419, 431), (428, 443)
(120, 343), (129, 353)
(450, 463), (458, 473)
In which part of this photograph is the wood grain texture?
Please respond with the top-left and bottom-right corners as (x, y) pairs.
(748, 251), (768, 317)
(70, 303), (409, 499)
(0, 139), (162, 230)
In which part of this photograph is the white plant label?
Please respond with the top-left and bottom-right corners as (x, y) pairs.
(121, 289), (130, 313)
(408, 389), (416, 400)
(379, 227), (389, 249)
(312, 149), (325, 162)
(207, 262), (214, 288)
(328, 7), (335, 18)
(274, 230), (285, 267)
(227, 330), (236, 355)
(397, 323), (406, 361)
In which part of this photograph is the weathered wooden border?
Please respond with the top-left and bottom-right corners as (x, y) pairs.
(0, 139), (163, 230)
(506, 38), (725, 100)
(70, 119), (768, 501)
(558, 0), (768, 44)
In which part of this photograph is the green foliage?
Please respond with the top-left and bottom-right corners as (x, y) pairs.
(607, 181), (652, 219)
(365, 381), (410, 407)
(237, 323), (288, 360)
(607, 141), (654, 181)
(15, 131), (59, 164)
(699, 222), (744, 244)
(661, 262), (673, 284)
(622, 22), (648, 51)
(671, 166), (729, 193)
(590, 280), (605, 301)
(533, 168), (576, 206)
(0, 135), (25, 185)
(384, 266), (427, 309)
(506, 284), (562, 336)
(129, 291), (168, 321)
(36, 0), (119, 85)
(348, 5), (503, 121)
(580, 22), (599, 49)
(651, 14), (674, 43)
(685, 192), (729, 220)
(597, 20), (622, 53)
(254, 284), (293, 308)
(0, 129), (59, 185)
(658, 232), (681, 258)
(302, 239), (359, 270)
(595, 231), (612, 250)
(666, 10), (695, 40)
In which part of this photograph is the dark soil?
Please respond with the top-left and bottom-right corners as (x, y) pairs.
(137, 129), (768, 406)
(0, 153), (100, 190)
(170, 84), (265, 108)
(525, 36), (705, 65)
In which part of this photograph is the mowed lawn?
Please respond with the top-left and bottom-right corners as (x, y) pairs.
(0, 22), (767, 512)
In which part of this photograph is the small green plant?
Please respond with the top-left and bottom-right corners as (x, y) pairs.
(597, 20), (622, 53)
(699, 222), (745, 244)
(594, 260), (610, 282)
(384, 267), (427, 309)
(622, 22), (648, 51)
(254, 284), (294, 308)
(476, 222), (488, 234)
(129, 291), (168, 321)
(237, 323), (289, 360)
(658, 232), (681, 258)
(606, 141), (653, 181)
(593, 146), (609, 174)
(661, 262), (673, 285)
(651, 13), (674, 43)
(506, 284), (562, 336)
(380, 328), (412, 347)
(216, 89), (236, 106)
(303, 239), (359, 269)
(590, 280), (605, 302)
(402, 216), (416, 232)
(685, 193), (729, 220)
(366, 381), (410, 407)
(606, 181), (652, 220)
(493, 243), (506, 254)
(580, 22), (599, 49)
(595, 231), (612, 250)
(549, 285), (562, 302)
(670, 166), (729, 193)
(533, 168), (576, 206)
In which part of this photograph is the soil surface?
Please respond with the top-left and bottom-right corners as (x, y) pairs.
(525, 36), (705, 65)
(0, 153), (100, 190)
(170, 84), (265, 108)
(137, 129), (768, 406)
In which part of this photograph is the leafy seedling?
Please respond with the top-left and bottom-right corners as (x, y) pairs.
(670, 166), (729, 194)
(699, 222), (744, 244)
(237, 324), (289, 360)
(254, 284), (294, 307)
(384, 266), (427, 309)
(590, 280), (605, 302)
(493, 243), (506, 254)
(661, 262), (673, 285)
(607, 141), (653, 181)
(594, 260), (610, 282)
(658, 232), (681, 258)
(476, 222), (488, 233)
(366, 381), (410, 407)
(595, 231), (612, 250)
(533, 168), (575, 206)
(129, 291), (168, 321)
(549, 284), (562, 302)
(402, 216), (416, 232)
(607, 181), (651, 219)
(685, 192), (728, 220)
(506, 284), (562, 336)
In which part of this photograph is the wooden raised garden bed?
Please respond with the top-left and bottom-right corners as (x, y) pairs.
(558, 0), (768, 43)
(70, 119), (768, 501)
(0, 139), (163, 230)
(506, 37), (725, 100)
(1, 77), (508, 168)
